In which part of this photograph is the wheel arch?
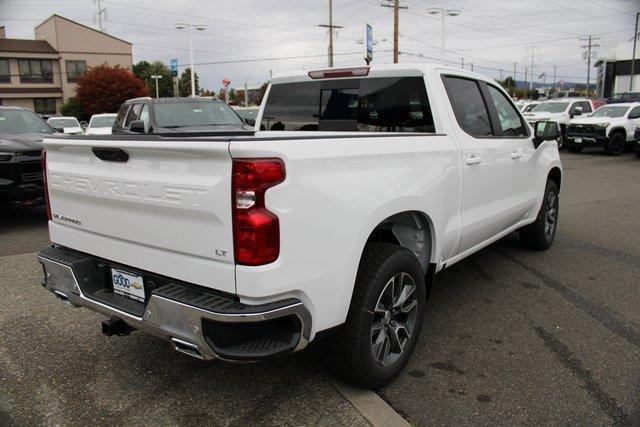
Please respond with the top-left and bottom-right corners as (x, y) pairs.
(548, 166), (562, 193)
(363, 210), (435, 276)
(609, 127), (626, 139)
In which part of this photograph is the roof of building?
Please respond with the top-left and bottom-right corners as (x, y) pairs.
(35, 14), (132, 46)
(0, 38), (57, 53)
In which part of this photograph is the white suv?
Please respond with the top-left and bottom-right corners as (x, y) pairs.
(522, 98), (595, 146)
(565, 103), (640, 155)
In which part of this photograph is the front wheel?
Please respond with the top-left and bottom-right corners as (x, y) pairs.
(606, 133), (625, 156)
(520, 179), (559, 250)
(325, 242), (426, 388)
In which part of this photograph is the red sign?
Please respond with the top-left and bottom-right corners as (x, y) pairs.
(222, 78), (231, 87)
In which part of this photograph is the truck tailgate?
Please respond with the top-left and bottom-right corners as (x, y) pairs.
(44, 137), (236, 294)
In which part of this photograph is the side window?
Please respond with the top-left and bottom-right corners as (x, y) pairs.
(139, 104), (150, 131)
(580, 101), (592, 113)
(115, 104), (130, 127)
(124, 103), (142, 127)
(486, 85), (526, 137)
(443, 76), (492, 137)
(628, 106), (640, 119)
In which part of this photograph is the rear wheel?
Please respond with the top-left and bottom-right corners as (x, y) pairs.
(606, 133), (625, 156)
(325, 242), (425, 388)
(520, 179), (559, 250)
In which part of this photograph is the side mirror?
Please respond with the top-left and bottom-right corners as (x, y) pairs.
(54, 127), (64, 133)
(244, 118), (256, 126)
(533, 121), (559, 148)
(573, 106), (583, 116)
(129, 120), (145, 133)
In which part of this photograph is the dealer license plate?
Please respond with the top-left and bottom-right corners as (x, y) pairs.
(111, 268), (145, 303)
(574, 137), (582, 143)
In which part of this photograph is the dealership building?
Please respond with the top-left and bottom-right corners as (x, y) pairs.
(595, 39), (640, 98)
(0, 15), (132, 116)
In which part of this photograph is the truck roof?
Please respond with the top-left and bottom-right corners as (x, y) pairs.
(270, 62), (495, 85)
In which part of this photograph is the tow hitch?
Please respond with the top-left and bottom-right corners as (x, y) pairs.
(101, 317), (135, 337)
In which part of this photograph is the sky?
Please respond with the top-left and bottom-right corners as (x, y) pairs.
(1, 0), (638, 91)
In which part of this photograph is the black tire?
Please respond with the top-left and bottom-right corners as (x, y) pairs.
(567, 146), (583, 153)
(325, 242), (426, 389)
(606, 133), (625, 156)
(520, 179), (559, 250)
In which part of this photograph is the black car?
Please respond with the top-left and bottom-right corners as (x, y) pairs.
(0, 106), (55, 205)
(607, 92), (640, 104)
(112, 97), (253, 135)
(635, 127), (640, 159)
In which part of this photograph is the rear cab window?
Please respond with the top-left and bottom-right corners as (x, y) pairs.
(261, 76), (435, 133)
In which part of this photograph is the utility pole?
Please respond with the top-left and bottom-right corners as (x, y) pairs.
(381, 0), (407, 63)
(513, 62), (517, 97)
(580, 35), (600, 97)
(461, 57), (464, 69)
(150, 75), (162, 98)
(470, 63), (473, 72)
(630, 12), (639, 91)
(318, 0), (343, 67)
(93, 0), (107, 32)
(553, 65), (557, 91)
(524, 67), (528, 96)
(499, 69), (503, 82)
(524, 45), (541, 97)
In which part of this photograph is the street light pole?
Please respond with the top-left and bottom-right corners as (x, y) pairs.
(427, 8), (461, 64)
(150, 75), (162, 98)
(174, 22), (206, 97)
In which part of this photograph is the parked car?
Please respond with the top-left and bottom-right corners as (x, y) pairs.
(47, 116), (83, 135)
(548, 91), (581, 99)
(232, 106), (260, 126)
(516, 100), (540, 113)
(565, 103), (640, 155)
(112, 97), (252, 135)
(38, 64), (562, 388)
(523, 98), (596, 147)
(607, 92), (640, 104)
(85, 113), (117, 135)
(0, 106), (54, 205)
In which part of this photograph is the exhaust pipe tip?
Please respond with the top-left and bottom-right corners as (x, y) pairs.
(102, 317), (135, 337)
(171, 338), (204, 360)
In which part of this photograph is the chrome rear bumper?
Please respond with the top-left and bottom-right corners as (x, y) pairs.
(38, 246), (311, 361)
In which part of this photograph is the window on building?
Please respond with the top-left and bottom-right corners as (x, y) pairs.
(0, 59), (10, 83)
(66, 60), (87, 83)
(18, 59), (53, 83)
(34, 98), (56, 115)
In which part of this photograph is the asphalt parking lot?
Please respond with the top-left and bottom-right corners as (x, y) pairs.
(1, 150), (639, 425)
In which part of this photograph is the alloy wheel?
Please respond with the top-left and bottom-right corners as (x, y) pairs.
(370, 272), (418, 367)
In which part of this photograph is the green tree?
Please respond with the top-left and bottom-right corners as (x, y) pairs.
(178, 68), (200, 97)
(60, 97), (87, 121)
(228, 88), (236, 101)
(132, 60), (150, 79)
(139, 61), (174, 98)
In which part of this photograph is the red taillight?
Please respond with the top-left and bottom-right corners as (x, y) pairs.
(41, 149), (51, 220)
(232, 159), (285, 266)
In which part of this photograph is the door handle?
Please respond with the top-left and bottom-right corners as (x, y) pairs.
(510, 152), (522, 160)
(465, 156), (482, 166)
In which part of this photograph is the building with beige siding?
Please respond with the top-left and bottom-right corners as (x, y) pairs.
(0, 15), (132, 116)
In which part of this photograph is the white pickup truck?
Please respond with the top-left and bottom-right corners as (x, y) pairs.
(38, 63), (562, 388)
